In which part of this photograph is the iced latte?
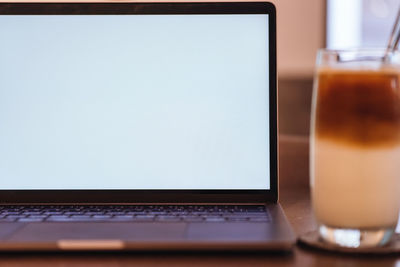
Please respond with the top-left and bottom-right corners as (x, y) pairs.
(311, 50), (400, 248)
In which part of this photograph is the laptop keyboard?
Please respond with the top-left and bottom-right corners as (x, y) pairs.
(0, 205), (270, 223)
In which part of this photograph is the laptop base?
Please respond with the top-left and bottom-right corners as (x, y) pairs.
(0, 204), (295, 251)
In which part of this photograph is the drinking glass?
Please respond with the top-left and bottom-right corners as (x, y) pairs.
(310, 49), (400, 248)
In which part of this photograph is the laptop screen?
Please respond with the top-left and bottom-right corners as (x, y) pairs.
(0, 14), (270, 190)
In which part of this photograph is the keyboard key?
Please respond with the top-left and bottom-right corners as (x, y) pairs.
(126, 211), (148, 215)
(112, 215), (134, 221)
(1, 212), (21, 215)
(0, 205), (269, 223)
(92, 215), (112, 220)
(46, 216), (71, 222)
(204, 217), (226, 222)
(6, 215), (27, 219)
(226, 217), (249, 221)
(248, 217), (270, 222)
(64, 212), (85, 215)
(22, 211), (43, 215)
(145, 211), (168, 215)
(0, 218), (17, 222)
(43, 211), (64, 215)
(27, 215), (48, 219)
(182, 216), (204, 222)
(70, 215), (92, 220)
(18, 218), (44, 222)
(82, 211), (105, 215)
(156, 216), (181, 222)
(134, 215), (155, 221)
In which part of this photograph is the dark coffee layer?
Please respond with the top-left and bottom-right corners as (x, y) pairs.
(315, 68), (400, 147)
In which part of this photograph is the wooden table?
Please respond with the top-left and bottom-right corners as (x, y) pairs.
(0, 135), (398, 266)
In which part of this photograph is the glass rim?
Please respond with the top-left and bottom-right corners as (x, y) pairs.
(317, 48), (400, 54)
(316, 48), (400, 65)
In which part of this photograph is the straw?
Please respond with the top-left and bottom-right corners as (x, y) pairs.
(383, 7), (400, 62)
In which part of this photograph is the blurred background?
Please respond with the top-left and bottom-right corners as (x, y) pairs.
(275, 0), (399, 137)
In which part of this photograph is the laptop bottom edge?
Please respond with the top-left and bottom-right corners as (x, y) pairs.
(0, 204), (295, 251)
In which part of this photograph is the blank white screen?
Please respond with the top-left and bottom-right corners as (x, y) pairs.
(0, 14), (270, 189)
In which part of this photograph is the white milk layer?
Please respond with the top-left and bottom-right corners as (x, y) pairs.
(311, 139), (400, 229)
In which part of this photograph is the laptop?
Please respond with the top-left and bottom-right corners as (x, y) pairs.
(0, 2), (295, 251)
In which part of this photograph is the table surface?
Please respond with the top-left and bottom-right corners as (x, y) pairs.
(1, 135), (398, 266)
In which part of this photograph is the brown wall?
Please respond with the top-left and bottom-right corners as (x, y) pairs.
(271, 0), (325, 78)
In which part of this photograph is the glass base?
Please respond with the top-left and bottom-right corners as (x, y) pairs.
(318, 225), (394, 248)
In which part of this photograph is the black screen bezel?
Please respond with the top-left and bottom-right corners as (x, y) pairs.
(0, 2), (277, 204)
